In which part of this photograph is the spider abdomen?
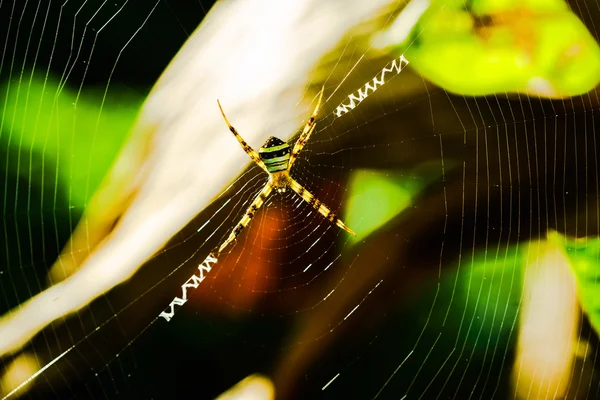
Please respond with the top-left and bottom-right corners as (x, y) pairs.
(259, 136), (291, 173)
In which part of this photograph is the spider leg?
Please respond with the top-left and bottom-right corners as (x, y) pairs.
(217, 100), (268, 173)
(218, 182), (274, 253)
(288, 87), (324, 169)
(289, 178), (356, 236)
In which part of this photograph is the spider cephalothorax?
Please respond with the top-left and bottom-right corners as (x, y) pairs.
(216, 88), (356, 254)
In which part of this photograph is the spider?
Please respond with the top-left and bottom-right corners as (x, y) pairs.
(216, 88), (356, 254)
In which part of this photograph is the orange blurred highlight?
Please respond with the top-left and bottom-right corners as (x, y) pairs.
(512, 238), (579, 399)
(187, 208), (284, 316)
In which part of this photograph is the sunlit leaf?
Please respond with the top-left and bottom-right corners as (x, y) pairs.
(397, 0), (600, 97)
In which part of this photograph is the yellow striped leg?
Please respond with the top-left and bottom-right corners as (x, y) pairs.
(289, 179), (356, 236)
(218, 183), (274, 253)
(288, 87), (324, 169)
(217, 100), (268, 173)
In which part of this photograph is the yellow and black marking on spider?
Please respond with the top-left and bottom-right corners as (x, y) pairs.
(216, 87), (356, 254)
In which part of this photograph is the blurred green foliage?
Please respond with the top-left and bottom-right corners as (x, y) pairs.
(455, 244), (522, 349)
(345, 169), (421, 241)
(1, 74), (142, 208)
(554, 232), (600, 336)
(345, 165), (441, 242)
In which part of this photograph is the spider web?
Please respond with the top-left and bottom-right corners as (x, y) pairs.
(1, 1), (600, 399)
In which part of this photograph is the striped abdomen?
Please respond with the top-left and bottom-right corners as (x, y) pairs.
(259, 136), (291, 173)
